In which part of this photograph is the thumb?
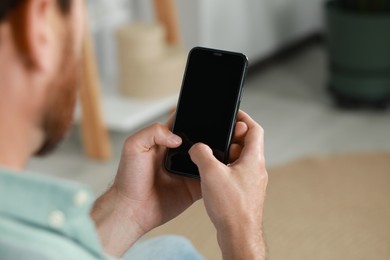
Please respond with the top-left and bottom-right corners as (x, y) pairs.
(189, 143), (224, 176)
(127, 123), (182, 153)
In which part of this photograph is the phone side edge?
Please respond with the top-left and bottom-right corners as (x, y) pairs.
(223, 54), (249, 164)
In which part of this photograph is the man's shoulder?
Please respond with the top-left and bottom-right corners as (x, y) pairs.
(0, 168), (107, 260)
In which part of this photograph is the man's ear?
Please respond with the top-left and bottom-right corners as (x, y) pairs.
(10, 0), (58, 72)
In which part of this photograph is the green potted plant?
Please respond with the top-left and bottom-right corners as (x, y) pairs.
(325, 0), (390, 109)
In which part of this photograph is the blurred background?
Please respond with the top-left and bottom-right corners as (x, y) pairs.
(28, 0), (390, 259)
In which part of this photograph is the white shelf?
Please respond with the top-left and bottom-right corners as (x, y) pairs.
(75, 94), (178, 133)
(103, 94), (178, 132)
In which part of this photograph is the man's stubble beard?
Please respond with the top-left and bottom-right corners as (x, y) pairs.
(35, 30), (80, 156)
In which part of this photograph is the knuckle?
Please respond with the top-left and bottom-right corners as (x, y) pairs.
(258, 155), (266, 167)
(256, 124), (265, 136)
(259, 168), (268, 181)
(256, 156), (267, 174)
(150, 122), (164, 132)
(124, 135), (134, 146)
(150, 123), (168, 137)
(123, 135), (136, 151)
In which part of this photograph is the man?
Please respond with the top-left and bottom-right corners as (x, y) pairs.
(0, 0), (268, 259)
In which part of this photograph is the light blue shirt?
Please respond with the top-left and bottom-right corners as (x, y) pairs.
(0, 168), (109, 260)
(0, 168), (204, 260)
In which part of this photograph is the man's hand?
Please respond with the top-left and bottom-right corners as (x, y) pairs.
(189, 111), (268, 260)
(91, 110), (267, 258)
(91, 116), (201, 256)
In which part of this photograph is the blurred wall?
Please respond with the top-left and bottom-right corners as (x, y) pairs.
(87, 0), (324, 86)
(177, 0), (324, 61)
(87, 0), (132, 89)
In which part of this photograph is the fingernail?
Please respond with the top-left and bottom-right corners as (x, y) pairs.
(168, 135), (182, 145)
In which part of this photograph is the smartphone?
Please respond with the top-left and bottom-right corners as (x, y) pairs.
(165, 47), (248, 179)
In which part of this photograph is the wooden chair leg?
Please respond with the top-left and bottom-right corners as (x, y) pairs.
(79, 0), (181, 160)
(79, 12), (112, 161)
(153, 0), (182, 45)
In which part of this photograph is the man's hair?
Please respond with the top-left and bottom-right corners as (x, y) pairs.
(0, 0), (71, 21)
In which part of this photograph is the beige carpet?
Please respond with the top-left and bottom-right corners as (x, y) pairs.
(146, 153), (390, 260)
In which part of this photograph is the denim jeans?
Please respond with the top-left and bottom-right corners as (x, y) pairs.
(123, 235), (205, 260)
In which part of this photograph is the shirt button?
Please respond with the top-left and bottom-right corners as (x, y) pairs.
(48, 210), (65, 228)
(74, 190), (89, 207)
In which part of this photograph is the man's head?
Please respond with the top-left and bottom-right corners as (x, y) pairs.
(0, 0), (84, 163)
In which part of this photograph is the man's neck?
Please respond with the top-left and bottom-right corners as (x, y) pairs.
(0, 114), (42, 171)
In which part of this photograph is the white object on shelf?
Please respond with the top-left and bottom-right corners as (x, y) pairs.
(116, 22), (186, 98)
(75, 94), (178, 133)
(101, 94), (178, 132)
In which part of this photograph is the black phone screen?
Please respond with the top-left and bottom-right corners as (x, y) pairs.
(165, 47), (248, 178)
